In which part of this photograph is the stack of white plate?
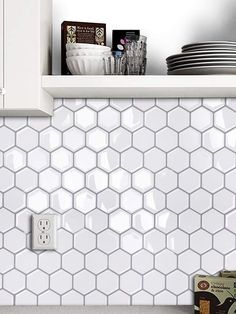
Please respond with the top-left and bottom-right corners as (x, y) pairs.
(66, 43), (111, 75)
(166, 41), (236, 75)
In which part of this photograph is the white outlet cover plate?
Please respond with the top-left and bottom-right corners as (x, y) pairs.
(32, 214), (57, 250)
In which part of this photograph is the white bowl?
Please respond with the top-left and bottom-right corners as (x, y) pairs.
(66, 56), (105, 75)
(66, 49), (111, 57)
(66, 43), (111, 51)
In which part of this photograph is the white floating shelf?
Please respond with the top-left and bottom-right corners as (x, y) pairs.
(42, 75), (236, 99)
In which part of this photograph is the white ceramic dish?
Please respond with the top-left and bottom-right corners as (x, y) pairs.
(66, 49), (111, 57)
(66, 56), (104, 75)
(66, 43), (111, 51)
(182, 41), (236, 52)
(167, 51), (236, 62)
(168, 65), (236, 75)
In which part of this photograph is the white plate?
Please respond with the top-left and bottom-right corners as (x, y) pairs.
(168, 65), (236, 75)
(182, 41), (236, 51)
(167, 57), (236, 66)
(168, 61), (236, 71)
(167, 51), (236, 62)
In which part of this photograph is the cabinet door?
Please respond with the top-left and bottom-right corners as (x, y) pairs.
(0, 0), (3, 109)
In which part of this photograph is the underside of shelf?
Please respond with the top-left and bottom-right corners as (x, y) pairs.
(42, 75), (236, 99)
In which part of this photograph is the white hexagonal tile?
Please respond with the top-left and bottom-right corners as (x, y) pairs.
(16, 168), (38, 192)
(27, 189), (49, 213)
(133, 169), (154, 193)
(50, 270), (72, 294)
(0, 290), (13, 305)
(179, 127), (201, 152)
(97, 270), (119, 294)
(74, 270), (95, 294)
(167, 189), (189, 214)
(167, 230), (189, 254)
(203, 128), (224, 152)
(190, 189), (212, 214)
(38, 290), (60, 305)
(63, 127), (85, 152)
(0, 127), (15, 151)
(133, 128), (155, 152)
(145, 107), (166, 131)
(0, 168), (14, 192)
(214, 230), (235, 254)
(62, 249), (84, 274)
(4, 270), (25, 294)
(27, 270), (49, 294)
(57, 229), (73, 254)
(110, 127), (132, 152)
(155, 169), (177, 193)
(178, 250), (200, 274)
(28, 147), (50, 172)
(15, 290), (37, 305)
(202, 250), (223, 274)
(190, 230), (212, 254)
(144, 189), (165, 213)
(98, 107), (120, 131)
(62, 291), (83, 305)
(110, 209), (131, 233)
(97, 229), (119, 254)
(121, 189), (142, 213)
(51, 148), (73, 172)
(4, 188), (26, 213)
(122, 107), (143, 131)
(40, 127), (62, 152)
(4, 229), (26, 253)
(191, 107), (213, 131)
(144, 148), (166, 172)
(39, 251), (61, 274)
(202, 209), (224, 234)
(74, 229), (96, 253)
(132, 250), (154, 274)
(110, 99), (132, 111)
(215, 107), (236, 131)
(97, 189), (119, 213)
(179, 210), (201, 234)
(226, 129), (236, 152)
(16, 249), (37, 274)
(110, 169), (131, 193)
(143, 270), (165, 294)
(85, 291), (107, 305)
(156, 128), (178, 152)
(155, 291), (177, 305)
(75, 147), (96, 173)
(121, 230), (142, 254)
(134, 99), (155, 111)
(121, 148), (143, 173)
(133, 209), (154, 233)
(86, 209), (108, 233)
(144, 229), (165, 253)
(16, 127), (38, 152)
(51, 188), (72, 213)
(28, 117), (50, 131)
(62, 168), (84, 193)
(74, 188), (96, 213)
(109, 250), (131, 275)
(86, 127), (108, 152)
(167, 148), (189, 173)
(86, 168), (108, 193)
(0, 249), (14, 273)
(4, 148), (26, 171)
(214, 189), (235, 213)
(168, 107), (189, 131)
(202, 169), (224, 193)
(214, 148), (235, 173)
(5, 117), (27, 130)
(203, 98), (225, 111)
(98, 148), (120, 173)
(226, 98), (236, 111)
(87, 99), (108, 111)
(179, 169), (200, 193)
(132, 291), (153, 305)
(190, 148), (213, 173)
(52, 107), (73, 131)
(155, 209), (177, 234)
(166, 270), (188, 295)
(0, 208), (14, 232)
(120, 270), (142, 295)
(226, 169), (236, 193)
(63, 209), (84, 233)
(16, 209), (32, 234)
(86, 250), (107, 274)
(39, 168), (61, 193)
(226, 211), (236, 233)
(158, 99), (179, 111)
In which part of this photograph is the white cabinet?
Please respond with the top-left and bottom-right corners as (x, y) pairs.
(0, 0), (53, 116)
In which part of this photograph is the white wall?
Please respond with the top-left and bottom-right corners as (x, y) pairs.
(53, 0), (236, 75)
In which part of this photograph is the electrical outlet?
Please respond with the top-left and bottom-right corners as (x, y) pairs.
(32, 214), (57, 250)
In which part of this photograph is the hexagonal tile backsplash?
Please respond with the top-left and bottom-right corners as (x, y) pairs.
(0, 98), (236, 305)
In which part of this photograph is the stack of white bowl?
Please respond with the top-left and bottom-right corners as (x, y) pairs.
(66, 43), (111, 75)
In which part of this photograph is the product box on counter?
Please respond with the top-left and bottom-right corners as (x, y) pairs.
(194, 275), (236, 314)
(61, 21), (106, 74)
